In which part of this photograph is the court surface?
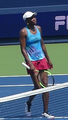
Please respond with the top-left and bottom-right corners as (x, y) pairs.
(0, 75), (68, 120)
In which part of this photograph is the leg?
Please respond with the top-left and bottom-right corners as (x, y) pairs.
(40, 70), (49, 113)
(42, 92), (49, 113)
(26, 73), (41, 112)
(40, 70), (55, 119)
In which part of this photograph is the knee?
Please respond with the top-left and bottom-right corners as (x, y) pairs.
(42, 77), (48, 87)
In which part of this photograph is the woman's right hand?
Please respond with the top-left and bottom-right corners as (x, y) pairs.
(30, 63), (35, 70)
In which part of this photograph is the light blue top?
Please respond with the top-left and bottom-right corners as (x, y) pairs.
(25, 26), (45, 61)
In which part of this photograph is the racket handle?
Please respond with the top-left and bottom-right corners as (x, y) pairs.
(22, 62), (30, 69)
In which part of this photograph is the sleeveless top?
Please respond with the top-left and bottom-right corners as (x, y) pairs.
(25, 26), (45, 61)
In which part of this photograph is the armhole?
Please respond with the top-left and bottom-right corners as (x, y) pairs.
(35, 25), (41, 36)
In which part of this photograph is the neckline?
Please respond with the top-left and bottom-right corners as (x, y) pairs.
(27, 26), (37, 35)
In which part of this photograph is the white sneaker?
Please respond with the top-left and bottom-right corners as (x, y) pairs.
(42, 113), (55, 119)
(25, 102), (31, 117)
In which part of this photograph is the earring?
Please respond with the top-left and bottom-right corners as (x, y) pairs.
(27, 23), (29, 25)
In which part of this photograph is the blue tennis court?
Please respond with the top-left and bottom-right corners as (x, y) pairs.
(0, 75), (68, 120)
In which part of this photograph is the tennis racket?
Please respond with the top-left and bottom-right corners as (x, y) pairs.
(22, 62), (55, 88)
(37, 70), (55, 87)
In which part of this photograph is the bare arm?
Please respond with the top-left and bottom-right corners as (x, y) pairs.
(37, 26), (53, 69)
(41, 39), (50, 62)
(19, 28), (35, 70)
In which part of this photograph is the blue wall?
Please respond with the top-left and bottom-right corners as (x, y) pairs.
(0, 0), (68, 8)
(0, 0), (68, 44)
(0, 11), (68, 39)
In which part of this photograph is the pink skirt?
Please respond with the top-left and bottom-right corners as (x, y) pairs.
(26, 58), (51, 75)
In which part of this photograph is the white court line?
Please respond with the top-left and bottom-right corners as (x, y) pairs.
(0, 84), (61, 87)
(0, 116), (68, 119)
(0, 75), (30, 77)
(55, 117), (68, 118)
(0, 74), (68, 77)
(39, 116), (68, 118)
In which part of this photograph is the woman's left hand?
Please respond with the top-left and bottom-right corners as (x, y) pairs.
(48, 60), (53, 69)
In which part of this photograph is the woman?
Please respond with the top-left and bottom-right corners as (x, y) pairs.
(19, 11), (54, 119)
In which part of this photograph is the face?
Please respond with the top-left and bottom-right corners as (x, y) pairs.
(26, 15), (37, 25)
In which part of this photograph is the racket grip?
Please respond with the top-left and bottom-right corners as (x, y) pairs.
(22, 62), (30, 69)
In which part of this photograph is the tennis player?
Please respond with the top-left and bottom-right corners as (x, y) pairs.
(19, 11), (54, 119)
